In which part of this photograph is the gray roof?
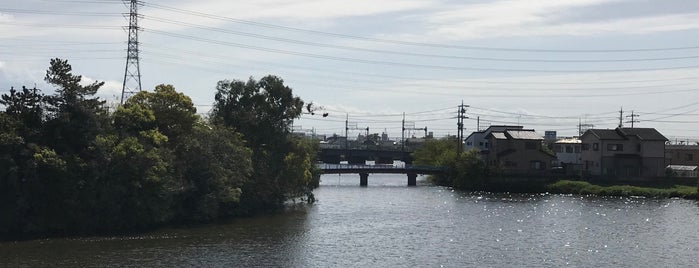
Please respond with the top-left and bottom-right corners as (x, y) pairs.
(667, 165), (698, 171)
(506, 130), (543, 140)
(490, 132), (507, 140)
(583, 128), (667, 141)
(618, 128), (668, 141)
(584, 129), (625, 140)
(666, 145), (699, 150)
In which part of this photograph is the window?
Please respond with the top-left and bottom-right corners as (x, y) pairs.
(485, 142), (489, 148)
(593, 143), (599, 151)
(479, 142), (483, 146)
(607, 144), (623, 151)
(530, 161), (545, 170)
(525, 142), (537, 150)
(505, 161), (517, 167)
(686, 154), (694, 161)
(574, 145), (581, 153)
(637, 144), (641, 152)
(555, 145), (563, 153)
(581, 143), (590, 151)
(565, 145), (574, 153)
(466, 142), (472, 146)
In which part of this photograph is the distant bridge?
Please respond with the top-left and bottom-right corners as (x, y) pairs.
(318, 148), (414, 164)
(318, 163), (445, 186)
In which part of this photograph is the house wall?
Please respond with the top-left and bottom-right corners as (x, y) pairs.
(488, 137), (554, 174)
(665, 146), (699, 166)
(581, 135), (666, 178)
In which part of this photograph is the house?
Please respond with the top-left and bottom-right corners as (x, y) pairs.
(485, 129), (556, 175)
(464, 125), (523, 155)
(554, 138), (583, 174)
(580, 127), (667, 178)
(665, 145), (699, 166)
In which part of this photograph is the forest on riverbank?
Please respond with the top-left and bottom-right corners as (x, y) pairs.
(412, 138), (699, 199)
(0, 59), (319, 239)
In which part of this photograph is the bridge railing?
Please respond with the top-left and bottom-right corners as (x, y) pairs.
(317, 163), (445, 172)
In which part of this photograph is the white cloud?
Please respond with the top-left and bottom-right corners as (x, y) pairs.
(403, 0), (699, 40)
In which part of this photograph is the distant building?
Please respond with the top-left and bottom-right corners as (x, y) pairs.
(665, 145), (699, 166)
(465, 125), (524, 155)
(580, 127), (668, 178)
(485, 129), (556, 175)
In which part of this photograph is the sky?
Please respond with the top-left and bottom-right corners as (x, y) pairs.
(2, 0), (699, 142)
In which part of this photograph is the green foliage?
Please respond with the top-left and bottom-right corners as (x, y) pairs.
(412, 138), (488, 190)
(211, 75), (316, 213)
(125, 84), (198, 143)
(0, 60), (318, 239)
(173, 122), (252, 222)
(547, 180), (699, 199)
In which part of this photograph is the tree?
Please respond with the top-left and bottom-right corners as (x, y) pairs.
(211, 75), (311, 212)
(42, 58), (107, 155)
(125, 84), (198, 144)
(212, 75), (303, 148)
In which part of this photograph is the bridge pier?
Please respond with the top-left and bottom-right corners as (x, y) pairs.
(359, 173), (369, 187)
(407, 173), (417, 186)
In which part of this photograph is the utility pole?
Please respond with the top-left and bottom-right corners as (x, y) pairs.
(625, 110), (640, 128)
(345, 113), (349, 150)
(618, 107), (624, 128)
(121, 0), (143, 104)
(578, 118), (594, 136)
(401, 112), (405, 153)
(457, 101), (469, 155)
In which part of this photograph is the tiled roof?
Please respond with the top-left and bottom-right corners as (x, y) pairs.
(618, 128), (668, 141)
(506, 130), (543, 140)
(585, 129), (625, 140)
(490, 132), (507, 140)
(666, 145), (699, 150)
(583, 128), (668, 141)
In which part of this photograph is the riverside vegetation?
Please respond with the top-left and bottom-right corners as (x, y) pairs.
(412, 138), (699, 199)
(0, 59), (319, 239)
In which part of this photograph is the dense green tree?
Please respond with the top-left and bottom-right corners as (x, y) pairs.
(211, 75), (314, 212)
(125, 84), (198, 143)
(173, 122), (252, 221)
(212, 76), (303, 148)
(42, 58), (107, 155)
(412, 138), (487, 190)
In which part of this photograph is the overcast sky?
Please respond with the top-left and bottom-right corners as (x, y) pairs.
(2, 0), (699, 142)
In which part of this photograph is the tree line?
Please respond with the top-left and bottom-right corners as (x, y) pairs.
(0, 59), (319, 239)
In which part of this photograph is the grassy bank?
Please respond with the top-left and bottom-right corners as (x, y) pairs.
(547, 180), (699, 199)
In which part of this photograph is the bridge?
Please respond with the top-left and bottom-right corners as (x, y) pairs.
(318, 148), (414, 164)
(318, 163), (445, 186)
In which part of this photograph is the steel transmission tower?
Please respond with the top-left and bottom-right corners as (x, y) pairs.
(121, 0), (143, 104)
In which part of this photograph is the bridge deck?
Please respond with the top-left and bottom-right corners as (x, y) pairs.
(318, 164), (445, 175)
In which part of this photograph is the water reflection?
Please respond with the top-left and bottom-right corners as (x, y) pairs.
(1, 174), (697, 267)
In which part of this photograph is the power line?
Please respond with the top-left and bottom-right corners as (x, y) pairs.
(144, 28), (699, 74)
(141, 2), (699, 53)
(141, 16), (699, 64)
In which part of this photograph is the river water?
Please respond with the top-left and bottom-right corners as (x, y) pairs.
(1, 174), (698, 267)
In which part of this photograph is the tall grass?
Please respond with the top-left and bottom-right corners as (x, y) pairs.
(547, 180), (699, 199)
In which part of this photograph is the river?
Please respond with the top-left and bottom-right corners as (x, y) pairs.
(1, 174), (698, 267)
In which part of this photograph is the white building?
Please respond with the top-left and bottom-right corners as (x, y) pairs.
(554, 138), (582, 167)
(464, 125), (523, 153)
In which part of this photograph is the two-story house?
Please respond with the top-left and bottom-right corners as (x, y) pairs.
(485, 129), (556, 175)
(580, 128), (667, 178)
(464, 125), (523, 157)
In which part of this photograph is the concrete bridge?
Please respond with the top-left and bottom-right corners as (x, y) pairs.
(318, 163), (445, 186)
(318, 148), (414, 164)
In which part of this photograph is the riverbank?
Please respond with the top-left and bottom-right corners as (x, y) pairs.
(546, 180), (699, 199)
